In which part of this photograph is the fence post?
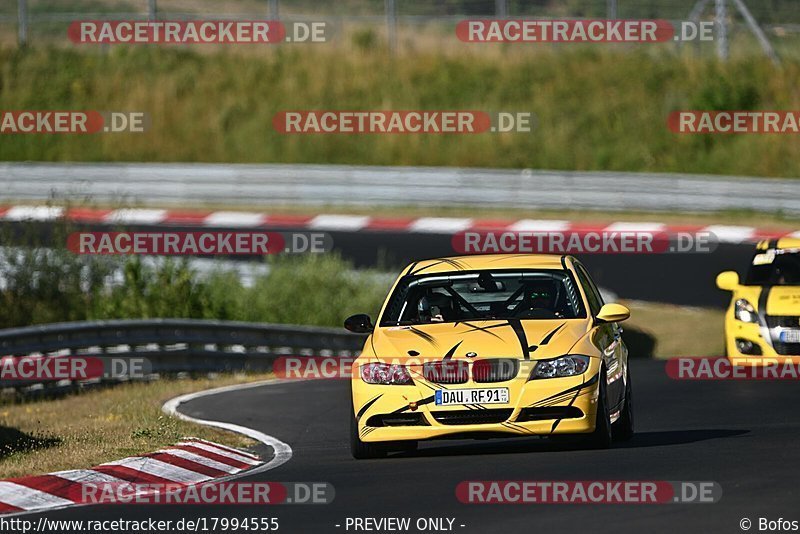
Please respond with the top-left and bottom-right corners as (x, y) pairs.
(715, 0), (728, 60)
(495, 0), (507, 18)
(269, 0), (279, 19)
(385, 0), (397, 54)
(607, 0), (617, 19)
(148, 0), (156, 20)
(17, 0), (28, 46)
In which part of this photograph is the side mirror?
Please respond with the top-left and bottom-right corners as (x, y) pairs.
(716, 271), (739, 291)
(344, 314), (374, 334)
(596, 303), (630, 324)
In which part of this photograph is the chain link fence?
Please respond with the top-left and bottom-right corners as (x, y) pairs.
(1, 1), (798, 56)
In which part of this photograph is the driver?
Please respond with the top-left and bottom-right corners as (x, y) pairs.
(417, 291), (457, 323)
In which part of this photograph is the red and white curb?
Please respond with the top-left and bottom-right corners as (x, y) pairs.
(2, 205), (798, 244)
(0, 438), (261, 514)
(0, 379), (292, 517)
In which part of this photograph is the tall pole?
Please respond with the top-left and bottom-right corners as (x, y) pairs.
(269, 0), (279, 20)
(496, 0), (507, 19)
(607, 0), (617, 19)
(731, 0), (779, 65)
(147, 0), (156, 20)
(18, 0), (28, 46)
(386, 0), (397, 54)
(715, 0), (728, 60)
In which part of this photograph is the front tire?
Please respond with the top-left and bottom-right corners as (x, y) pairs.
(612, 366), (634, 442)
(585, 369), (612, 449)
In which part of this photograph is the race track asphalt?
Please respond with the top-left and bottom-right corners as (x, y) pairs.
(28, 359), (800, 534)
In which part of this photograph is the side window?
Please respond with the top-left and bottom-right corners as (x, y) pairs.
(574, 265), (604, 317)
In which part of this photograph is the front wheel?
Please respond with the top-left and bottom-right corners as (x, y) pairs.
(585, 369), (612, 449)
(612, 366), (634, 442)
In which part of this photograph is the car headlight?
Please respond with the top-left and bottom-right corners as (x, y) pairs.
(530, 355), (590, 379)
(360, 363), (413, 385)
(734, 299), (758, 323)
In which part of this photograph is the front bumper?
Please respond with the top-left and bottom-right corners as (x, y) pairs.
(352, 372), (601, 443)
(726, 320), (800, 365)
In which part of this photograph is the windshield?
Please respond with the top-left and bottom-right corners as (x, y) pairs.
(745, 249), (800, 286)
(380, 270), (587, 326)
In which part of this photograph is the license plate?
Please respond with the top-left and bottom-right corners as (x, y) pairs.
(780, 330), (800, 343)
(435, 388), (509, 406)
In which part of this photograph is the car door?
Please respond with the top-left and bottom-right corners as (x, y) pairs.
(574, 262), (626, 412)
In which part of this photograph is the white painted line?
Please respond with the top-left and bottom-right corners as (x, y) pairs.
(507, 219), (570, 232)
(787, 230), (800, 239)
(3, 206), (64, 221)
(176, 441), (261, 465)
(204, 211), (266, 227)
(308, 214), (370, 231)
(0, 482), (73, 511)
(105, 209), (168, 224)
(103, 457), (212, 484)
(409, 217), (473, 234)
(603, 222), (668, 233)
(702, 225), (756, 243)
(157, 449), (242, 474)
(162, 379), (293, 478)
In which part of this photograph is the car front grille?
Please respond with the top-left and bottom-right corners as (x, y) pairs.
(431, 409), (513, 425)
(766, 316), (800, 328)
(365, 413), (430, 427)
(423, 361), (469, 384)
(472, 359), (520, 383)
(516, 406), (584, 422)
(772, 342), (800, 356)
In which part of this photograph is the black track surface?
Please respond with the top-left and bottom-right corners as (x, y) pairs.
(31, 360), (799, 533)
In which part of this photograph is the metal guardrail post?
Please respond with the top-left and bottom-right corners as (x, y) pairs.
(148, 0), (157, 21)
(495, 0), (507, 19)
(607, 0), (617, 19)
(715, 0), (728, 60)
(17, 0), (28, 46)
(269, 0), (279, 20)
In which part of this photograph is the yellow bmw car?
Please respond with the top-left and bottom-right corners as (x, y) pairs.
(717, 238), (800, 364)
(344, 254), (633, 459)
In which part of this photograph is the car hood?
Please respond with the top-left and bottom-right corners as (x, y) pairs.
(368, 319), (590, 362)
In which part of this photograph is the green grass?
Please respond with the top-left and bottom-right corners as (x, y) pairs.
(1, 45), (800, 176)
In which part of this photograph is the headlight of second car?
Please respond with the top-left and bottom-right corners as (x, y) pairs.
(734, 299), (758, 323)
(360, 363), (413, 385)
(530, 355), (590, 379)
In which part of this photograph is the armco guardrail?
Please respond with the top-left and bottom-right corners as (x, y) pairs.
(2, 163), (800, 214)
(0, 319), (366, 390)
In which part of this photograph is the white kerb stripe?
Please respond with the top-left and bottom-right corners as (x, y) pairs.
(0, 482), (74, 510)
(603, 222), (668, 233)
(52, 470), (128, 485)
(3, 206), (64, 221)
(183, 437), (261, 460)
(788, 230), (800, 239)
(105, 209), (168, 224)
(157, 449), (242, 474)
(204, 211), (266, 227)
(176, 442), (261, 465)
(507, 219), (570, 232)
(409, 217), (473, 234)
(308, 215), (370, 231)
(103, 457), (212, 483)
(702, 225), (756, 243)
